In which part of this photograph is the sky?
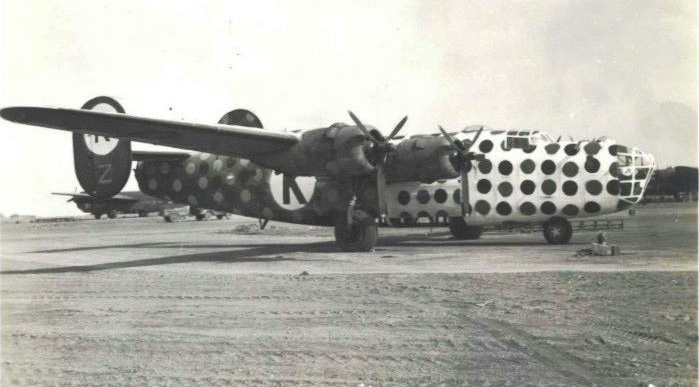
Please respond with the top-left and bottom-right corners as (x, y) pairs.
(0, 0), (696, 217)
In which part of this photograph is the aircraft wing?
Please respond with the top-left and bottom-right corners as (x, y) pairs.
(0, 107), (299, 157)
(52, 192), (139, 202)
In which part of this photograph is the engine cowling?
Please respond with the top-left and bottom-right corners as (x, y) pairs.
(255, 123), (376, 177)
(384, 135), (459, 183)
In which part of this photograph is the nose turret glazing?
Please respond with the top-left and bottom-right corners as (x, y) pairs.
(614, 145), (656, 204)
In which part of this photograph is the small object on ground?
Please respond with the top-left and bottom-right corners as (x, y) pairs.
(476, 299), (493, 307)
(596, 232), (607, 245)
(592, 243), (620, 256)
(298, 271), (309, 276)
(574, 248), (594, 257)
(381, 255), (395, 258)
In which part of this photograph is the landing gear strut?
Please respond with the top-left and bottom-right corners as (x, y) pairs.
(448, 217), (482, 240)
(543, 217), (573, 244)
(334, 209), (377, 252)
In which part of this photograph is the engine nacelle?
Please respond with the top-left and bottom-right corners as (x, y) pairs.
(384, 135), (459, 183)
(255, 123), (375, 177)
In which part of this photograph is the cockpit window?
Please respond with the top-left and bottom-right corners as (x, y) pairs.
(502, 130), (552, 150)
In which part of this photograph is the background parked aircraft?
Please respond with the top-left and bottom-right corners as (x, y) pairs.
(53, 190), (181, 219)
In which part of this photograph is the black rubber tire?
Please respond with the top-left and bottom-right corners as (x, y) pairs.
(216, 215), (224, 220)
(138, 211), (148, 217)
(334, 209), (378, 252)
(94, 213), (102, 220)
(163, 215), (173, 223)
(448, 217), (483, 240)
(543, 217), (573, 244)
(195, 214), (206, 221)
(107, 210), (117, 219)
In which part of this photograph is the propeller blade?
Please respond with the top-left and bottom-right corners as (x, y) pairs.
(386, 116), (408, 140)
(348, 110), (380, 144)
(376, 164), (387, 216)
(282, 176), (291, 205)
(556, 135), (562, 142)
(438, 126), (459, 150)
(464, 126), (484, 153)
(461, 171), (470, 216)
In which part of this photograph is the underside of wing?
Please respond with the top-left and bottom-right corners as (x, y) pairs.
(131, 150), (192, 161)
(1, 107), (299, 157)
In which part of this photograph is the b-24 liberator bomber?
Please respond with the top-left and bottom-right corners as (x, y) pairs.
(1, 96), (656, 251)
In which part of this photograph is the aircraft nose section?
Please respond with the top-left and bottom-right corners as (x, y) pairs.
(614, 145), (656, 204)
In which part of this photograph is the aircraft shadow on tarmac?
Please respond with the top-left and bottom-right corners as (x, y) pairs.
(3, 233), (578, 275)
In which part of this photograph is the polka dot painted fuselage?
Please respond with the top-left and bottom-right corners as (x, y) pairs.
(385, 129), (623, 226)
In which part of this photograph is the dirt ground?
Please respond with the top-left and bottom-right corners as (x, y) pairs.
(1, 202), (697, 386)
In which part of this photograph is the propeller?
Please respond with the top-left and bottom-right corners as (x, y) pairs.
(347, 111), (408, 224)
(438, 126), (484, 216)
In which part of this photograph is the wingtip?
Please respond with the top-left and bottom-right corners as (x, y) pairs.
(0, 106), (28, 123)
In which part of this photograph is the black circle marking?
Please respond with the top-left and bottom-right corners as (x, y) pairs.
(562, 161), (579, 177)
(434, 189), (447, 203)
(584, 156), (600, 173)
(520, 159), (535, 174)
(541, 160), (556, 175)
(397, 191), (410, 205)
(496, 202), (512, 216)
(417, 189), (430, 204)
(478, 159), (493, 174)
(584, 142), (601, 155)
(545, 143), (560, 155)
(609, 162), (619, 178)
(498, 160), (513, 176)
(584, 201), (601, 213)
(519, 202), (536, 215)
(477, 179), (492, 194)
(542, 179), (557, 195)
(606, 180), (619, 195)
(585, 180), (603, 195)
(564, 144), (579, 156)
(562, 204), (579, 216)
(541, 201), (556, 215)
(475, 200), (490, 215)
(562, 180), (578, 196)
(609, 144), (618, 156)
(453, 189), (461, 204)
(479, 140), (493, 153)
(498, 182), (513, 197)
(520, 180), (536, 195)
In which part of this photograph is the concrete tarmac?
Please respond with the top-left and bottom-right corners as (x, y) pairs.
(1, 202), (697, 386)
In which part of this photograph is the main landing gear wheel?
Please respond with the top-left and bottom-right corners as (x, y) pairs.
(138, 211), (148, 217)
(107, 210), (117, 219)
(543, 217), (573, 245)
(94, 213), (102, 220)
(448, 217), (483, 240)
(334, 209), (378, 252)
